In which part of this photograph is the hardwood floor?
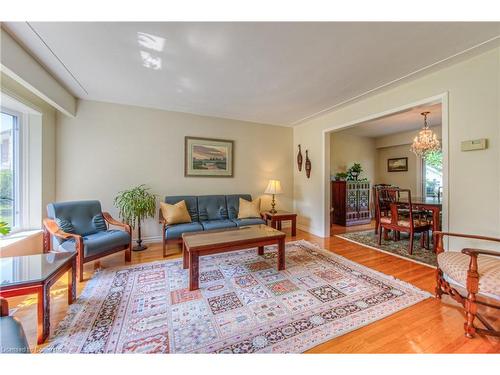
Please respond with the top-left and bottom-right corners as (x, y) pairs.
(5, 224), (499, 353)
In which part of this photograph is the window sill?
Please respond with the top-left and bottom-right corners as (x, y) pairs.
(0, 229), (43, 256)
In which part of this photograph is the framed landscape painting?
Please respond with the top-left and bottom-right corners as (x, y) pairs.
(387, 157), (408, 172)
(185, 136), (234, 177)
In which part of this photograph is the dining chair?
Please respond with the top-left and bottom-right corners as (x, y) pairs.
(377, 188), (432, 254)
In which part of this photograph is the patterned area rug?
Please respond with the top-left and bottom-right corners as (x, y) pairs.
(42, 240), (430, 353)
(336, 230), (437, 267)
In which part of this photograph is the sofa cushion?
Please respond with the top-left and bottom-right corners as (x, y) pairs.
(0, 316), (30, 354)
(232, 218), (266, 227)
(238, 197), (261, 219)
(165, 222), (204, 240)
(226, 194), (252, 219)
(198, 195), (228, 221)
(47, 200), (104, 238)
(201, 219), (237, 231)
(165, 196), (199, 222)
(92, 213), (108, 232)
(438, 252), (500, 297)
(57, 229), (130, 258)
(160, 201), (192, 225)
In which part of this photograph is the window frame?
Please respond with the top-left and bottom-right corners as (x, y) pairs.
(0, 106), (23, 233)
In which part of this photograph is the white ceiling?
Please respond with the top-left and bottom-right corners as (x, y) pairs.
(338, 103), (442, 138)
(4, 22), (500, 126)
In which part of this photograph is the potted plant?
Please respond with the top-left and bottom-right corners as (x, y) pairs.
(114, 185), (157, 251)
(348, 163), (363, 180)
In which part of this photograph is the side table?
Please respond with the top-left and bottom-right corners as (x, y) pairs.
(0, 251), (77, 344)
(262, 210), (297, 236)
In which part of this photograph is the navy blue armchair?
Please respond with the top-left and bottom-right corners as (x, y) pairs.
(43, 200), (131, 282)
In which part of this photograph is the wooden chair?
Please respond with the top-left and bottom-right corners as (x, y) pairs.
(377, 188), (431, 254)
(373, 184), (397, 234)
(435, 231), (500, 338)
(43, 200), (132, 282)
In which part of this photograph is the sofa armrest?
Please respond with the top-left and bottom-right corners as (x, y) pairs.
(102, 212), (131, 234)
(158, 208), (166, 225)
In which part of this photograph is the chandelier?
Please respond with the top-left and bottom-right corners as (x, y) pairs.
(410, 111), (440, 158)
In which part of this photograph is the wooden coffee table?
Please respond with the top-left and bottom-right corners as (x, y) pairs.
(0, 251), (76, 344)
(182, 224), (286, 290)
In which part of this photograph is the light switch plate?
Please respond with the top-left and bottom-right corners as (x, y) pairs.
(461, 138), (487, 151)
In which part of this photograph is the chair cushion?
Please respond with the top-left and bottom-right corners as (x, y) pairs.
(438, 252), (500, 296)
(0, 316), (30, 354)
(160, 201), (192, 225)
(238, 198), (261, 219)
(226, 194), (252, 219)
(198, 195), (228, 221)
(165, 222), (203, 240)
(92, 213), (108, 232)
(380, 216), (429, 227)
(47, 200), (104, 238)
(231, 218), (266, 227)
(57, 229), (130, 258)
(201, 219), (236, 231)
(165, 196), (199, 222)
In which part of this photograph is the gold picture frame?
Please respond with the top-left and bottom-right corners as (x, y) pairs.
(185, 136), (234, 177)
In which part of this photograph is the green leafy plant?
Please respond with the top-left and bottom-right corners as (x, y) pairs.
(113, 185), (157, 251)
(114, 185), (157, 229)
(0, 221), (11, 236)
(334, 172), (348, 181)
(347, 163), (363, 180)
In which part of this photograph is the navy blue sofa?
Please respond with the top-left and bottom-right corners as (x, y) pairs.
(159, 194), (265, 256)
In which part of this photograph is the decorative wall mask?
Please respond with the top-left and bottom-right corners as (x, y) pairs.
(305, 150), (311, 178)
(297, 144), (303, 171)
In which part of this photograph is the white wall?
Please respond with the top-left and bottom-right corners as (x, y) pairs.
(294, 47), (500, 251)
(374, 126), (442, 194)
(56, 100), (293, 242)
(330, 132), (376, 183)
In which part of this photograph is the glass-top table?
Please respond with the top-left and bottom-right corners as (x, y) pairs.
(0, 251), (77, 344)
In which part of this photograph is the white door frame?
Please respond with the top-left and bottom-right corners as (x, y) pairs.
(322, 92), (449, 237)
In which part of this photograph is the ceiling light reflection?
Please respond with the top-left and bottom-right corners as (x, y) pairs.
(137, 32), (165, 52)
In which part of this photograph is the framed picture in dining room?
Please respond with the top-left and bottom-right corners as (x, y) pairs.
(185, 136), (234, 177)
(387, 157), (408, 172)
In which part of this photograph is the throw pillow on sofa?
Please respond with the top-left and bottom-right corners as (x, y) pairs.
(238, 197), (261, 219)
(160, 200), (192, 225)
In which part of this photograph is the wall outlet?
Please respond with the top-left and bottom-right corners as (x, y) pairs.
(461, 138), (487, 151)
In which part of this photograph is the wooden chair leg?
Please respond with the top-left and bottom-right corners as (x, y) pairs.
(409, 233), (414, 255)
(425, 231), (430, 250)
(435, 268), (443, 299)
(378, 226), (383, 245)
(78, 255), (84, 282)
(464, 265), (480, 338)
(125, 245), (132, 262)
(420, 232), (425, 247)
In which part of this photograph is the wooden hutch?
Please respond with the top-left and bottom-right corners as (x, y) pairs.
(331, 180), (371, 226)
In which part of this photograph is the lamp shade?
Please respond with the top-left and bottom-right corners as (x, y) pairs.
(264, 180), (283, 195)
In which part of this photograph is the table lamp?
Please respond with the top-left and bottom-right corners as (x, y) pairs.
(264, 179), (283, 214)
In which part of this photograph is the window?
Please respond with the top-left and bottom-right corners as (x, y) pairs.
(0, 109), (20, 231)
(422, 150), (443, 198)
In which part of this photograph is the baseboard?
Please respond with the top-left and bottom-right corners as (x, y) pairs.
(133, 235), (162, 244)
